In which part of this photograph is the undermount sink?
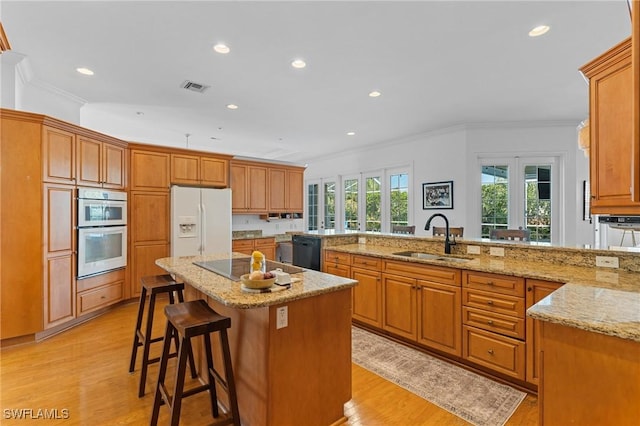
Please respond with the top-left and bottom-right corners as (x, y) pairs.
(392, 251), (471, 263)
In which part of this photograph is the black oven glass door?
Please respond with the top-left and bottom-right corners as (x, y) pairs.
(78, 226), (127, 278)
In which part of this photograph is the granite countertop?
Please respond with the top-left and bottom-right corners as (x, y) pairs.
(327, 243), (640, 342)
(156, 253), (356, 309)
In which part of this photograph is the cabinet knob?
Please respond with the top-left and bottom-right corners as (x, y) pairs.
(487, 281), (494, 286)
(487, 349), (494, 355)
(487, 320), (494, 325)
(527, 286), (532, 292)
(487, 300), (494, 305)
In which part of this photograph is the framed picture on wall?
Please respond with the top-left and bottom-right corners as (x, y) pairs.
(423, 181), (453, 209)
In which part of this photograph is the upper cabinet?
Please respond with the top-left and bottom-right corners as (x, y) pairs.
(170, 153), (230, 187)
(633, 0), (640, 203)
(77, 136), (126, 189)
(582, 38), (639, 214)
(231, 162), (268, 213)
(43, 126), (76, 184)
(130, 149), (170, 191)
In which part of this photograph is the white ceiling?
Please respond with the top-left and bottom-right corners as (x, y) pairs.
(1, 1), (632, 164)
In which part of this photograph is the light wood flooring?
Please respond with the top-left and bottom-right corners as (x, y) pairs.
(0, 300), (538, 425)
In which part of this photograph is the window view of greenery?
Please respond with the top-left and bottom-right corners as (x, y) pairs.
(365, 176), (381, 231)
(307, 183), (318, 231)
(390, 173), (409, 229)
(324, 182), (336, 230)
(525, 165), (551, 242)
(344, 178), (359, 230)
(481, 165), (509, 237)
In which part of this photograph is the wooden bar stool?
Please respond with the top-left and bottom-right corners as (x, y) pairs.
(151, 299), (240, 426)
(129, 274), (197, 397)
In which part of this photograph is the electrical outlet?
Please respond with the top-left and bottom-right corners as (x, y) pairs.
(467, 245), (481, 255)
(490, 247), (505, 257)
(595, 256), (619, 268)
(358, 237), (366, 244)
(276, 306), (288, 329)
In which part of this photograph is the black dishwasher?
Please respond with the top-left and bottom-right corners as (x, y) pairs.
(292, 235), (322, 271)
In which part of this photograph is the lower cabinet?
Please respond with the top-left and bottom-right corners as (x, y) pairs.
(463, 325), (525, 380)
(382, 273), (416, 339)
(76, 269), (125, 316)
(351, 258), (382, 328)
(417, 280), (461, 356)
(131, 244), (169, 297)
(232, 237), (276, 260)
(44, 255), (76, 329)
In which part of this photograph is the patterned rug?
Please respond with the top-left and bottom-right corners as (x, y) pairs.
(352, 326), (527, 426)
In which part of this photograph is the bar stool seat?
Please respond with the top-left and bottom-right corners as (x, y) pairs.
(151, 299), (240, 426)
(128, 274), (196, 397)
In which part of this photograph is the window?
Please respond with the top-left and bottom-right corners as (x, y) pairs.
(365, 175), (381, 232)
(389, 172), (409, 229)
(344, 177), (359, 230)
(324, 181), (336, 230)
(307, 183), (318, 231)
(479, 157), (559, 244)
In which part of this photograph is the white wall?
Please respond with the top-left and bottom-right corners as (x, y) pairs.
(232, 214), (304, 236)
(306, 122), (594, 245)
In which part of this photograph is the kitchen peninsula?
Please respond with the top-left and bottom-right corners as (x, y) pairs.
(155, 253), (357, 426)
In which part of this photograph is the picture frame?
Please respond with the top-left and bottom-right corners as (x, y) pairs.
(422, 181), (453, 210)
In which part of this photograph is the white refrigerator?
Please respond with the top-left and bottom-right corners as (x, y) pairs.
(171, 186), (232, 257)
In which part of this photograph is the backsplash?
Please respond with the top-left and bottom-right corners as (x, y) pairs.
(232, 214), (304, 236)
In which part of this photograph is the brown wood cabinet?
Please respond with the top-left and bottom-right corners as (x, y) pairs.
(231, 162), (268, 213)
(462, 271), (526, 380)
(417, 280), (461, 356)
(323, 250), (351, 278)
(170, 153), (229, 187)
(539, 322), (640, 425)
(633, 1), (640, 203)
(43, 183), (76, 329)
(76, 136), (126, 189)
(76, 269), (125, 316)
(268, 167), (304, 213)
(525, 278), (562, 385)
(1, 112), (44, 340)
(43, 126), (76, 184)
(232, 237), (276, 260)
(351, 255), (383, 328)
(130, 149), (170, 191)
(581, 38), (640, 214)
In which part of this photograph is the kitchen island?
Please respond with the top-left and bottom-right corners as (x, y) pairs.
(156, 254), (357, 426)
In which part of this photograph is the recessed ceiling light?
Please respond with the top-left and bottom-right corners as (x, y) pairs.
(347, 131), (356, 136)
(529, 25), (550, 37)
(213, 43), (230, 54)
(226, 104), (238, 110)
(369, 91), (381, 98)
(291, 59), (306, 69)
(76, 67), (94, 76)
(136, 111), (144, 116)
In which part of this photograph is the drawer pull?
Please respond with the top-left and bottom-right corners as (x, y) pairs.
(487, 349), (494, 355)
(487, 281), (494, 286)
(487, 300), (494, 305)
(487, 320), (494, 325)
(101, 295), (106, 299)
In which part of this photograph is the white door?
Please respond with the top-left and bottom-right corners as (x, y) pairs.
(201, 188), (232, 255)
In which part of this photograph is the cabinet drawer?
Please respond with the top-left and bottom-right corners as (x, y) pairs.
(324, 250), (351, 265)
(384, 260), (460, 285)
(463, 271), (524, 296)
(254, 237), (275, 248)
(77, 281), (124, 315)
(232, 239), (254, 251)
(463, 306), (525, 339)
(463, 288), (525, 317)
(463, 325), (525, 380)
(76, 269), (125, 293)
(352, 255), (381, 270)
(324, 263), (350, 278)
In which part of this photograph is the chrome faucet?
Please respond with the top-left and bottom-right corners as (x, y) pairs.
(424, 213), (455, 254)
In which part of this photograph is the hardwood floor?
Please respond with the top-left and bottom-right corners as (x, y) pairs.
(0, 300), (538, 425)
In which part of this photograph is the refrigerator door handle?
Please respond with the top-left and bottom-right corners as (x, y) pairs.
(201, 202), (207, 254)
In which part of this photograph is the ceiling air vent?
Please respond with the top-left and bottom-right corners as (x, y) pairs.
(180, 80), (210, 93)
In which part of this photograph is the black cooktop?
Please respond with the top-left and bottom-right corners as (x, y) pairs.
(193, 258), (306, 281)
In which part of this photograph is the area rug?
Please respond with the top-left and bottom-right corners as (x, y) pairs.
(351, 326), (527, 426)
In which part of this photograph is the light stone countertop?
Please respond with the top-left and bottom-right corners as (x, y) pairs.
(327, 243), (640, 342)
(156, 253), (357, 309)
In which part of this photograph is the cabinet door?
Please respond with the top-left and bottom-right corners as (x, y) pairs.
(43, 126), (75, 184)
(269, 168), (287, 211)
(201, 156), (229, 187)
(76, 136), (102, 187)
(417, 280), (461, 356)
(131, 244), (169, 297)
(254, 238), (276, 260)
(382, 274), (416, 339)
(43, 184), (76, 329)
(351, 267), (382, 328)
(130, 150), (169, 191)
(525, 279), (562, 385)
(102, 143), (125, 189)
(287, 169), (304, 211)
(232, 239), (254, 255)
(231, 164), (248, 211)
(171, 153), (200, 185)
(131, 192), (169, 243)
(248, 166), (268, 212)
